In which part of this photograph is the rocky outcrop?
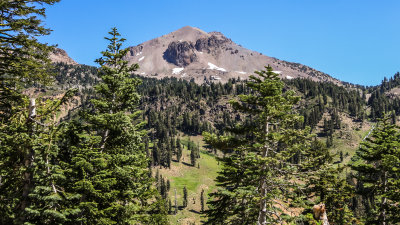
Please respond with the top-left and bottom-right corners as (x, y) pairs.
(195, 34), (230, 53)
(163, 41), (197, 67)
(49, 48), (77, 65)
(129, 45), (144, 56)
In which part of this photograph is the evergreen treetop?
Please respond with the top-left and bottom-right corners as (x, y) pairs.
(0, 0), (59, 87)
(204, 66), (312, 224)
(351, 115), (400, 224)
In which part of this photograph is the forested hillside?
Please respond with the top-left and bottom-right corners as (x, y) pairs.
(50, 60), (400, 224)
(1, 1), (400, 225)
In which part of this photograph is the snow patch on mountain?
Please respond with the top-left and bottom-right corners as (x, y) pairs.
(208, 62), (226, 72)
(172, 67), (184, 74)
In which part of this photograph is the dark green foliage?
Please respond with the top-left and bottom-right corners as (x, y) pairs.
(204, 66), (312, 224)
(183, 186), (188, 208)
(0, 0), (59, 124)
(300, 139), (357, 224)
(190, 148), (197, 166)
(53, 63), (376, 172)
(53, 62), (99, 88)
(177, 139), (182, 162)
(159, 176), (168, 200)
(200, 189), (205, 212)
(367, 72), (400, 120)
(0, 0), (59, 89)
(59, 28), (168, 224)
(0, 1), (76, 224)
(287, 78), (366, 126)
(351, 116), (400, 224)
(168, 198), (172, 214)
(0, 91), (77, 224)
(174, 188), (178, 215)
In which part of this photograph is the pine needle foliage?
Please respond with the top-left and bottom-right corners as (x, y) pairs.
(351, 116), (400, 224)
(59, 28), (168, 224)
(203, 66), (311, 225)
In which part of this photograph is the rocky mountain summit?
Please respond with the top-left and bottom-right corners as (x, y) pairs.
(49, 48), (77, 65)
(163, 41), (198, 67)
(125, 26), (342, 84)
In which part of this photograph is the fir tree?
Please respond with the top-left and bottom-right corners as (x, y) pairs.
(60, 28), (168, 224)
(351, 116), (400, 224)
(200, 189), (205, 212)
(177, 138), (182, 162)
(0, 1), (71, 224)
(190, 148), (196, 166)
(168, 199), (172, 214)
(203, 66), (311, 224)
(0, 0), (59, 91)
(183, 186), (188, 208)
(301, 139), (357, 224)
(0, 91), (76, 224)
(174, 188), (178, 215)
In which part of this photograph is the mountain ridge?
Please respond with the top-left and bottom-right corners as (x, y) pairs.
(124, 26), (343, 85)
(50, 26), (346, 86)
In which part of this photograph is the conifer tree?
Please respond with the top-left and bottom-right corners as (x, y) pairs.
(200, 189), (205, 212)
(167, 147), (172, 168)
(351, 116), (400, 224)
(177, 138), (183, 162)
(183, 186), (188, 208)
(0, 0), (59, 91)
(204, 66), (311, 224)
(174, 188), (178, 215)
(190, 148), (197, 166)
(301, 139), (357, 224)
(0, 91), (76, 224)
(168, 199), (172, 214)
(0, 1), (72, 224)
(60, 28), (168, 224)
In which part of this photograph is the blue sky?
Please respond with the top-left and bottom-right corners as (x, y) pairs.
(40, 0), (400, 86)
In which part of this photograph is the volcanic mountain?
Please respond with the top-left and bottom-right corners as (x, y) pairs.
(125, 26), (341, 84)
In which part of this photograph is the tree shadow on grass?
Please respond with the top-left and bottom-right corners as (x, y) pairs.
(181, 161), (193, 167)
(189, 209), (202, 214)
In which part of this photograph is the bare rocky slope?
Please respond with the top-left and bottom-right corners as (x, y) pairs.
(124, 26), (342, 84)
(49, 48), (77, 65)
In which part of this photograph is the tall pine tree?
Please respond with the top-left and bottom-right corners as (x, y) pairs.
(351, 116), (400, 224)
(0, 1), (71, 224)
(59, 28), (168, 224)
(301, 139), (357, 224)
(204, 66), (311, 224)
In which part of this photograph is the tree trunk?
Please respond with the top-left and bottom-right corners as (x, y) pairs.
(380, 171), (388, 225)
(257, 121), (269, 225)
(19, 98), (37, 222)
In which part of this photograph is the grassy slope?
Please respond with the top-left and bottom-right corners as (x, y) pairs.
(326, 116), (374, 169)
(157, 115), (374, 225)
(157, 135), (220, 225)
